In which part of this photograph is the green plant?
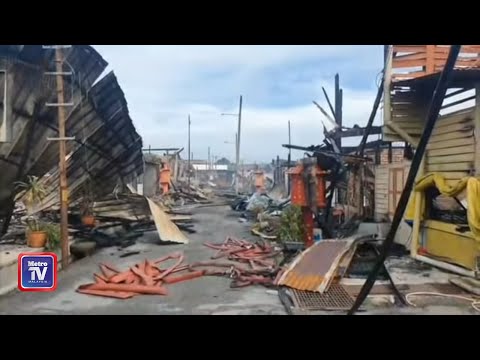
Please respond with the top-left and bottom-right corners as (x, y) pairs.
(278, 205), (304, 243)
(26, 217), (45, 232)
(44, 223), (61, 251)
(15, 175), (47, 215)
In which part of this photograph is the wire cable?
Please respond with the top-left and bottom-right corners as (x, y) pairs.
(405, 292), (480, 313)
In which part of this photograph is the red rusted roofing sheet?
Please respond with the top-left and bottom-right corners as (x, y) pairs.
(276, 239), (356, 293)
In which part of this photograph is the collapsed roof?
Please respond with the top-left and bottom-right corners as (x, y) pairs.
(0, 45), (144, 217)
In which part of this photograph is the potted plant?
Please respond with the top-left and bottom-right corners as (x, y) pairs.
(15, 176), (48, 248)
(80, 195), (95, 227)
(44, 223), (61, 251)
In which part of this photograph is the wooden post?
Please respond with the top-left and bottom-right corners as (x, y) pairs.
(384, 46), (393, 133)
(55, 47), (70, 270)
(426, 45), (435, 74)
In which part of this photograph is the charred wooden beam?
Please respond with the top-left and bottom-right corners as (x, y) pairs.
(332, 126), (382, 139)
(322, 87), (337, 121)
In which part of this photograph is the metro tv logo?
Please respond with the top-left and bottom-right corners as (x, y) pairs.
(18, 253), (58, 292)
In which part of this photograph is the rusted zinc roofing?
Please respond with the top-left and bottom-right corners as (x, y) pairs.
(0, 45), (143, 218)
(276, 239), (356, 293)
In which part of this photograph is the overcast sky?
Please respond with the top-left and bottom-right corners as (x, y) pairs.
(93, 45), (385, 163)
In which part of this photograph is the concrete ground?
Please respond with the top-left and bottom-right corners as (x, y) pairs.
(1, 204), (478, 315)
(0, 205), (286, 315)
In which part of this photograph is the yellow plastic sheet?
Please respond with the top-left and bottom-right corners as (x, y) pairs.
(405, 173), (480, 243)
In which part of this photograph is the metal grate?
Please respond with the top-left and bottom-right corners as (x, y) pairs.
(290, 284), (354, 311)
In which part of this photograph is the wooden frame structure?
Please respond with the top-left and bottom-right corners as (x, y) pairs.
(383, 45), (480, 277)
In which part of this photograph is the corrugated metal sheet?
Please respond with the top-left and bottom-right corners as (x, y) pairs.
(0, 45), (143, 218)
(31, 71), (144, 212)
(276, 239), (356, 293)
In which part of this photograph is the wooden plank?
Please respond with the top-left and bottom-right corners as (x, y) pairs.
(392, 93), (423, 101)
(442, 95), (476, 111)
(383, 133), (411, 143)
(394, 127), (423, 135)
(435, 116), (473, 129)
(391, 102), (425, 110)
(386, 121), (419, 146)
(445, 88), (469, 99)
(393, 45), (426, 53)
(146, 198), (189, 244)
(426, 162), (474, 172)
(437, 107), (474, 121)
(394, 52), (427, 61)
(391, 117), (426, 124)
(392, 71), (426, 78)
(459, 46), (480, 53)
(392, 71), (427, 80)
(450, 58), (480, 67)
(428, 130), (473, 143)
(397, 120), (425, 128)
(427, 136), (475, 150)
(383, 127), (397, 135)
(392, 58), (426, 68)
(434, 45), (480, 54)
(432, 122), (474, 136)
(437, 112), (474, 124)
(427, 145), (475, 157)
(392, 112), (426, 120)
(427, 153), (475, 165)
(426, 45), (435, 74)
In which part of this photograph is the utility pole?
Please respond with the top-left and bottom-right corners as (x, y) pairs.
(53, 46), (70, 270)
(208, 146), (211, 170)
(235, 95), (243, 194)
(43, 45), (75, 269)
(188, 115), (191, 188)
(287, 120), (292, 195)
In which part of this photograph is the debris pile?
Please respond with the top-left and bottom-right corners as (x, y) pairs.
(70, 193), (190, 253)
(164, 181), (212, 207)
(77, 252), (197, 299)
(231, 192), (290, 222)
(77, 237), (282, 300)
(192, 237), (282, 288)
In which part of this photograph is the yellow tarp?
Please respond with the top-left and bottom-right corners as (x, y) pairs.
(405, 173), (480, 244)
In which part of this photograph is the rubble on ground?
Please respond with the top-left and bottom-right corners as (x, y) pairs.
(70, 192), (191, 252)
(77, 237), (283, 300)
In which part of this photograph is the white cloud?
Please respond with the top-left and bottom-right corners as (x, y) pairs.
(93, 45), (383, 162)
